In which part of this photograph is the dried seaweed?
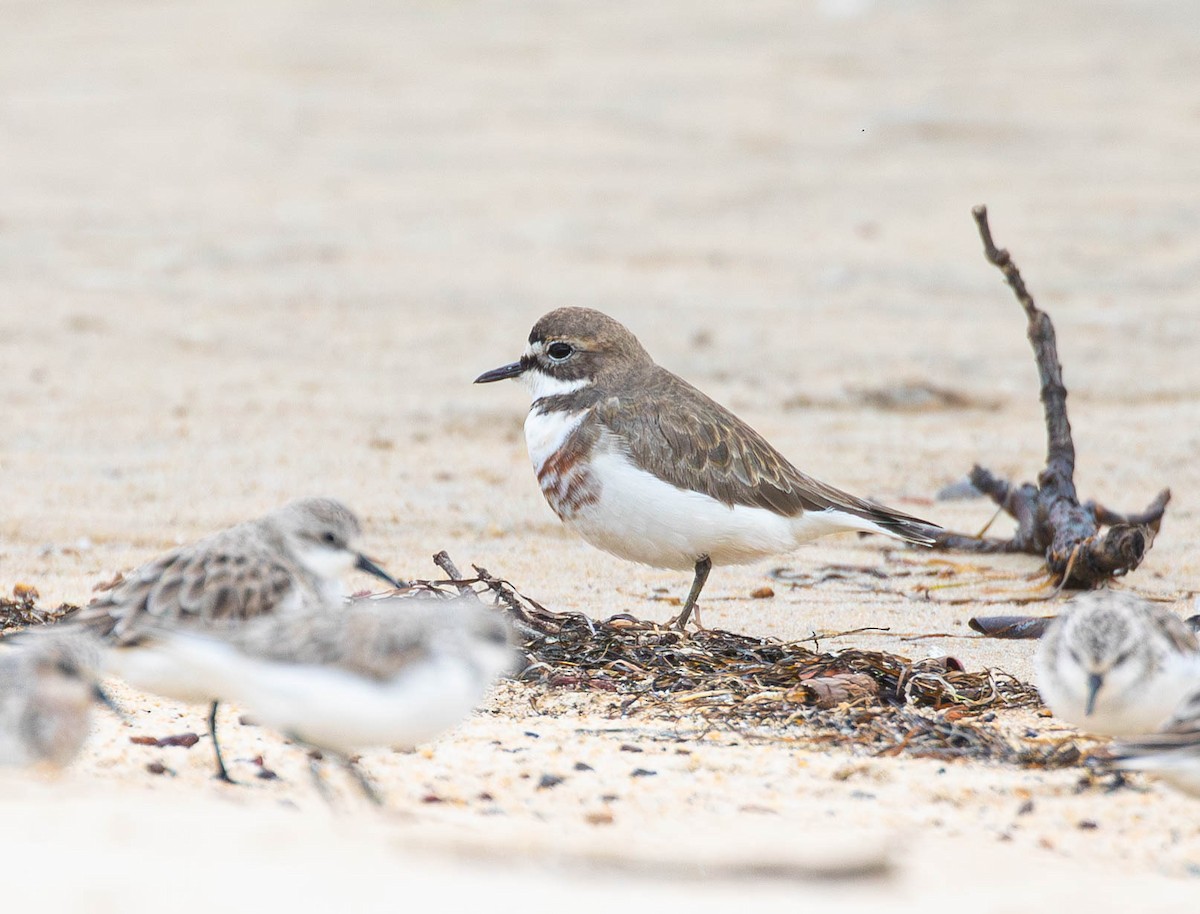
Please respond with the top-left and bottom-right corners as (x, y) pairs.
(410, 553), (1078, 771)
(0, 585), (78, 634)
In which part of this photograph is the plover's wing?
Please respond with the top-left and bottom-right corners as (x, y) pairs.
(74, 538), (306, 642)
(229, 599), (445, 679)
(596, 367), (938, 541)
(1141, 602), (1200, 654)
(1111, 689), (1200, 761)
(224, 596), (512, 682)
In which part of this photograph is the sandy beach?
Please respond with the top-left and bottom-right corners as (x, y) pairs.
(3, 0), (1200, 908)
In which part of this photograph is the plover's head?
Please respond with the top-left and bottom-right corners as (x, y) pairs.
(271, 497), (401, 590)
(1039, 591), (1158, 717)
(474, 307), (653, 399)
(2, 630), (110, 767)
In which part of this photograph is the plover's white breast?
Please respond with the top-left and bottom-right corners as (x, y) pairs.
(524, 407), (587, 473)
(525, 407), (602, 521)
(138, 630), (497, 755)
(229, 652), (490, 754)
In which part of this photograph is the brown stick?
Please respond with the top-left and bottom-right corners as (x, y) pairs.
(932, 206), (1169, 587)
(432, 550), (475, 597)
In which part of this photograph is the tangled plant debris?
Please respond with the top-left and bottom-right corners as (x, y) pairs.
(400, 553), (1081, 770)
(0, 585), (77, 633)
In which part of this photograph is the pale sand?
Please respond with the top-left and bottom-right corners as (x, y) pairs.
(3, 0), (1200, 907)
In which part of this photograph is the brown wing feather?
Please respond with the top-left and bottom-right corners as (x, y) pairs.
(75, 537), (304, 644)
(595, 366), (937, 542)
(1144, 603), (1200, 655)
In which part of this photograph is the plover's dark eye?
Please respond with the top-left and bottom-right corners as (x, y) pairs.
(321, 531), (339, 546)
(546, 342), (573, 361)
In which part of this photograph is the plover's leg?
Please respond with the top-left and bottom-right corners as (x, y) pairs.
(1104, 770), (1132, 793)
(207, 701), (235, 784)
(342, 755), (384, 806)
(306, 750), (338, 806)
(671, 557), (712, 630)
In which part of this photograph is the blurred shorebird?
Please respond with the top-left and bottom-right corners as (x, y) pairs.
(1110, 685), (1200, 798)
(0, 629), (112, 769)
(71, 497), (401, 782)
(126, 593), (520, 803)
(1036, 590), (1200, 736)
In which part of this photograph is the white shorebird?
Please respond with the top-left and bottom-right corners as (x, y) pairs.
(70, 497), (401, 781)
(121, 593), (520, 802)
(0, 629), (111, 769)
(1036, 590), (1200, 736)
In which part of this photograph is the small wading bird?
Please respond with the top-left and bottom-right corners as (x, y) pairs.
(0, 629), (115, 769)
(123, 594), (520, 803)
(69, 497), (401, 782)
(1036, 590), (1200, 736)
(476, 307), (938, 627)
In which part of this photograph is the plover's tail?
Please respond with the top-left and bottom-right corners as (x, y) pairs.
(857, 506), (941, 547)
(793, 500), (940, 547)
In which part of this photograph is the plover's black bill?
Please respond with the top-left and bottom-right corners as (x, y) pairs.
(1085, 672), (1104, 716)
(354, 554), (403, 589)
(92, 684), (126, 719)
(474, 361), (524, 383)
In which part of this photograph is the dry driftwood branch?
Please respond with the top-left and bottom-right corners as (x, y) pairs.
(932, 206), (1170, 587)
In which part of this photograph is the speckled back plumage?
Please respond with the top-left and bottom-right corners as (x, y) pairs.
(71, 498), (361, 643)
(211, 594), (515, 682)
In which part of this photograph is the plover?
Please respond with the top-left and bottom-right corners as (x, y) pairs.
(126, 594), (520, 802)
(476, 307), (938, 626)
(71, 497), (401, 781)
(0, 629), (110, 769)
(1035, 590), (1200, 736)
(1110, 686), (1200, 798)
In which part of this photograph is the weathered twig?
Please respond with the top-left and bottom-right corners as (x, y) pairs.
(933, 206), (1170, 587)
(432, 550), (475, 597)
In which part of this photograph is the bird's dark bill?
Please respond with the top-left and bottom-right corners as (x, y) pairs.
(1084, 672), (1104, 716)
(355, 554), (403, 590)
(474, 361), (524, 383)
(93, 685), (125, 718)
